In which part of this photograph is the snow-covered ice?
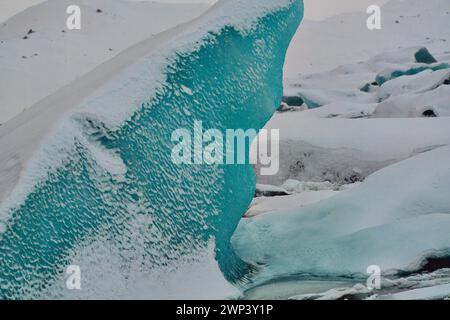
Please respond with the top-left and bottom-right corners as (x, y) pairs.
(234, 145), (450, 286)
(1, 0), (450, 300)
(0, 0), (209, 124)
(283, 0), (450, 77)
(238, 0), (450, 299)
(0, 0), (303, 299)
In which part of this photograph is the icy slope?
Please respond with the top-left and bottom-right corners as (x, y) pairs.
(254, 115), (450, 186)
(0, 0), (304, 299)
(284, 46), (450, 113)
(289, 269), (450, 300)
(238, 0), (450, 298)
(258, 45), (450, 186)
(0, 0), (209, 124)
(284, 0), (450, 77)
(233, 145), (450, 286)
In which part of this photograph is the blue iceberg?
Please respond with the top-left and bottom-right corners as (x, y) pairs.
(0, 0), (303, 299)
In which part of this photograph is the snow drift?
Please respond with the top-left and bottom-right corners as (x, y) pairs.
(0, 0), (209, 125)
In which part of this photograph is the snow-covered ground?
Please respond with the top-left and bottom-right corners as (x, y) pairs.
(240, 0), (450, 299)
(0, 0), (302, 300)
(289, 268), (450, 300)
(0, 0), (208, 124)
(284, 0), (450, 77)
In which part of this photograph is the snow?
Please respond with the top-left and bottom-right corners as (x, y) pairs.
(293, 102), (377, 119)
(282, 42), (450, 127)
(239, 0), (450, 298)
(43, 239), (240, 300)
(245, 190), (339, 218)
(283, 47), (450, 115)
(72, 0), (299, 128)
(234, 145), (450, 287)
(374, 86), (450, 118)
(290, 283), (371, 300)
(256, 14), (450, 187)
(287, 268), (450, 300)
(265, 116), (450, 160)
(291, 281), (450, 300)
(281, 179), (337, 193)
(247, 179), (348, 218)
(2, 0), (450, 300)
(0, 0), (209, 125)
(375, 69), (450, 102)
(283, 0), (450, 77)
(254, 115), (450, 186)
(379, 284), (450, 300)
(247, 180), (353, 218)
(0, 0), (303, 299)
(244, 279), (355, 300)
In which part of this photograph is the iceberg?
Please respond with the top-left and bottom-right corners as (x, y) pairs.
(375, 62), (450, 86)
(0, 0), (304, 299)
(233, 145), (450, 288)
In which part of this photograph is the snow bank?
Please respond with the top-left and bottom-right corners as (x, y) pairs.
(245, 190), (339, 218)
(0, 0), (304, 299)
(254, 115), (450, 186)
(374, 86), (450, 118)
(379, 284), (450, 300)
(284, 0), (450, 77)
(0, 0), (209, 124)
(255, 184), (290, 197)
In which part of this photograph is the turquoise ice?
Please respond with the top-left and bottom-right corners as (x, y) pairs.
(0, 0), (303, 298)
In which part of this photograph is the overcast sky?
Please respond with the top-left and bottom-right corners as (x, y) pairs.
(0, 0), (391, 24)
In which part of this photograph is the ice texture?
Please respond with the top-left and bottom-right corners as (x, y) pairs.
(0, 0), (304, 299)
(233, 145), (450, 287)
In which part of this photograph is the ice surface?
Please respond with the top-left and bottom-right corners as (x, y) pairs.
(379, 284), (450, 300)
(0, 0), (209, 125)
(286, 268), (450, 300)
(255, 184), (290, 197)
(239, 0), (450, 298)
(260, 42), (450, 188)
(374, 86), (450, 118)
(284, 0), (450, 77)
(375, 69), (450, 102)
(0, 0), (304, 299)
(245, 190), (339, 218)
(253, 115), (450, 186)
(233, 146), (450, 286)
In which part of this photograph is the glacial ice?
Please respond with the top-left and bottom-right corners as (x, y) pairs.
(0, 0), (304, 299)
(375, 62), (450, 86)
(289, 268), (450, 300)
(253, 115), (450, 187)
(414, 47), (438, 64)
(375, 69), (450, 102)
(233, 145), (450, 287)
(261, 44), (450, 189)
(374, 86), (450, 118)
(255, 184), (290, 197)
(244, 2), (450, 299)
